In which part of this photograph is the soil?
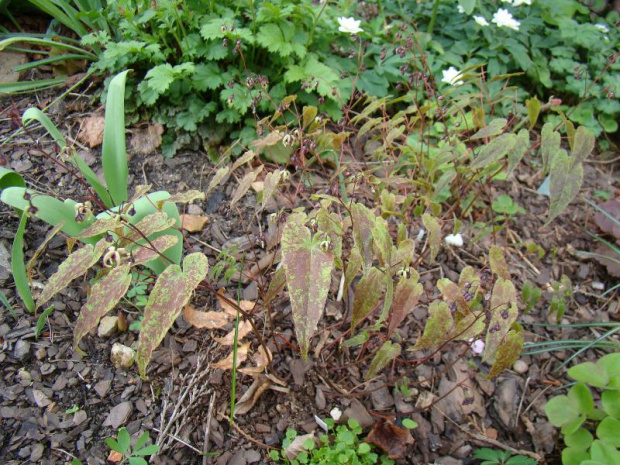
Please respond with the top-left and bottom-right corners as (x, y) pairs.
(0, 81), (619, 465)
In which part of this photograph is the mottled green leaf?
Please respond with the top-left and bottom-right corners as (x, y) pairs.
(541, 123), (560, 175)
(341, 331), (369, 348)
(130, 235), (179, 266)
(351, 203), (376, 272)
(389, 276), (423, 335)
(344, 247), (362, 291)
(451, 312), (485, 341)
(377, 274), (394, 325)
(470, 133), (516, 170)
(437, 278), (461, 303)
(488, 329), (523, 378)
(469, 118), (507, 140)
(489, 246), (510, 280)
(121, 212), (176, 246)
(483, 278), (518, 363)
(206, 167), (230, 196)
(302, 106), (317, 128)
(458, 266), (480, 291)
(506, 129), (530, 176)
(137, 253), (208, 377)
(261, 169), (283, 210)
(281, 212), (334, 359)
(572, 126), (594, 165)
(264, 266), (286, 307)
(372, 216), (392, 266)
(389, 239), (415, 272)
(73, 265), (132, 352)
(351, 267), (385, 330)
(75, 217), (122, 240)
(365, 341), (401, 380)
(525, 97), (541, 129)
(422, 213), (441, 263)
(164, 190), (206, 204)
(316, 208), (344, 269)
(412, 301), (453, 350)
(231, 167), (263, 207)
(37, 239), (107, 307)
(546, 150), (583, 226)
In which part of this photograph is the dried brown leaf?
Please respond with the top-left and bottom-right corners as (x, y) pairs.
(213, 320), (253, 345)
(179, 214), (209, 233)
(129, 123), (163, 155)
(217, 289), (256, 316)
(365, 420), (414, 460)
(78, 115), (105, 148)
(238, 345), (272, 374)
(183, 305), (233, 329)
(233, 375), (271, 415)
(211, 342), (250, 370)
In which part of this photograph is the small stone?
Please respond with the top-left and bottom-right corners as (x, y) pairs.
(245, 449), (261, 463)
(17, 368), (32, 386)
(110, 343), (135, 369)
(32, 389), (52, 408)
(513, 360), (529, 374)
(14, 340), (31, 361)
(0, 242), (10, 286)
(591, 281), (605, 291)
(187, 204), (204, 215)
(98, 316), (119, 338)
(103, 401), (132, 429)
(30, 443), (45, 462)
(73, 410), (88, 426)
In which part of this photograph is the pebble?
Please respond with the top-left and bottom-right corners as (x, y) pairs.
(513, 360), (529, 374)
(103, 401), (132, 429)
(14, 340), (31, 361)
(110, 343), (135, 369)
(98, 316), (119, 338)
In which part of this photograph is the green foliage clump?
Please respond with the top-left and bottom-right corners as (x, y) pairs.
(545, 353), (620, 465)
(473, 447), (537, 465)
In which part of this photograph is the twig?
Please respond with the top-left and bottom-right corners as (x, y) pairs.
(153, 427), (203, 454)
(514, 376), (531, 429)
(227, 417), (276, 450)
(203, 392), (216, 465)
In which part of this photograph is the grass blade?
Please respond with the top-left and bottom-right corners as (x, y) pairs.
(12, 213), (35, 312)
(0, 290), (16, 319)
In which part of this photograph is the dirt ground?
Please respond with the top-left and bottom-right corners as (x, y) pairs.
(0, 78), (619, 465)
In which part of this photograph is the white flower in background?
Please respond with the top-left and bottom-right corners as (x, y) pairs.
(595, 24), (610, 33)
(338, 17), (363, 35)
(492, 8), (521, 30)
(416, 228), (426, 241)
(513, 0), (532, 5)
(441, 66), (464, 86)
(474, 16), (489, 26)
(500, 0), (513, 3)
(444, 233), (464, 247)
(469, 339), (485, 355)
(457, 5), (465, 13)
(330, 407), (342, 421)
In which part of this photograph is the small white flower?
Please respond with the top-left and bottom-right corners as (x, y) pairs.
(441, 66), (464, 86)
(337, 17), (363, 35)
(492, 8), (521, 30)
(501, 0), (513, 3)
(416, 228), (426, 241)
(457, 5), (465, 13)
(469, 339), (485, 355)
(474, 16), (489, 26)
(595, 24), (609, 33)
(512, 0), (532, 5)
(330, 407), (342, 421)
(444, 233), (464, 247)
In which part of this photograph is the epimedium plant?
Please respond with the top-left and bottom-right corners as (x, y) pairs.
(0, 70), (209, 378)
(545, 353), (620, 465)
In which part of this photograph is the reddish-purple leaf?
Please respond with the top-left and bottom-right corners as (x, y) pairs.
(365, 341), (401, 380)
(422, 213), (441, 263)
(121, 211), (176, 246)
(388, 276), (423, 336)
(73, 265), (131, 352)
(483, 278), (518, 363)
(351, 203), (376, 272)
(488, 330), (524, 378)
(130, 235), (179, 266)
(412, 301), (453, 350)
(351, 267), (385, 330)
(489, 246), (510, 280)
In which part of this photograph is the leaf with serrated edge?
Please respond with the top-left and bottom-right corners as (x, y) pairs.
(483, 278), (518, 363)
(546, 150), (583, 225)
(437, 278), (461, 303)
(261, 170), (282, 210)
(37, 239), (107, 307)
(121, 212), (176, 246)
(365, 341), (401, 380)
(317, 208), (344, 269)
(372, 216), (392, 265)
(470, 133), (516, 170)
(488, 330), (523, 378)
(389, 276), (423, 336)
(541, 123), (560, 174)
(231, 150), (256, 171)
(131, 235), (179, 266)
(281, 212), (334, 359)
(506, 129), (529, 176)
(165, 190), (206, 204)
(213, 320), (253, 345)
(73, 265), (131, 352)
(137, 253), (208, 377)
(184, 305), (233, 329)
(206, 167), (230, 196)
(231, 166), (263, 207)
(469, 118), (507, 140)
(412, 301), (453, 350)
(489, 247), (510, 279)
(572, 126), (594, 165)
(75, 217), (122, 239)
(389, 239), (415, 272)
(422, 213), (441, 263)
(351, 267), (385, 330)
(351, 203), (376, 272)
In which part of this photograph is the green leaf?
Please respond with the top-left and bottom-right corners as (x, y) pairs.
(365, 341), (401, 380)
(102, 70), (129, 206)
(132, 444), (160, 456)
(596, 417), (620, 447)
(71, 153), (113, 207)
(351, 203), (376, 273)
(422, 213), (441, 263)
(193, 62), (224, 91)
(35, 305), (54, 339)
(473, 448), (501, 461)
(483, 278), (518, 363)
(137, 253), (208, 378)
(106, 438), (122, 453)
(590, 439), (620, 463)
(412, 301), (452, 350)
(561, 448), (591, 465)
(506, 129), (530, 176)
(572, 126), (595, 165)
(128, 458), (148, 465)
(22, 108), (67, 148)
(37, 239), (107, 308)
(602, 390), (620, 419)
(117, 427), (130, 453)
(351, 267), (384, 330)
(12, 213), (35, 311)
(540, 123), (560, 175)
(73, 265), (132, 352)
(388, 276), (423, 336)
(402, 418), (418, 429)
(489, 246), (510, 280)
(564, 427), (593, 450)
(134, 431), (150, 451)
(568, 362), (609, 388)
(545, 391), (584, 434)
(281, 212), (334, 359)
(470, 133), (516, 170)
(546, 150), (583, 225)
(469, 118), (507, 140)
(487, 329), (523, 379)
(525, 97), (541, 129)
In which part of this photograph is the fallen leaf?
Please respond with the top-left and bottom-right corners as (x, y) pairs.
(212, 342), (250, 370)
(184, 305), (233, 329)
(213, 320), (253, 345)
(251, 181), (264, 192)
(180, 214), (209, 233)
(129, 123), (164, 155)
(239, 345), (272, 374)
(485, 427), (498, 440)
(78, 115), (105, 148)
(107, 450), (123, 463)
(217, 289), (256, 316)
(234, 375), (271, 415)
(284, 433), (316, 461)
(593, 243), (620, 277)
(365, 420), (414, 460)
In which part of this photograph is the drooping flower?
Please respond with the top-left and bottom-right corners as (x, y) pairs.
(512, 0), (532, 5)
(474, 16), (490, 26)
(595, 24), (610, 33)
(457, 5), (465, 13)
(337, 17), (363, 35)
(441, 66), (464, 86)
(469, 338), (485, 355)
(492, 8), (521, 30)
(444, 233), (464, 247)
